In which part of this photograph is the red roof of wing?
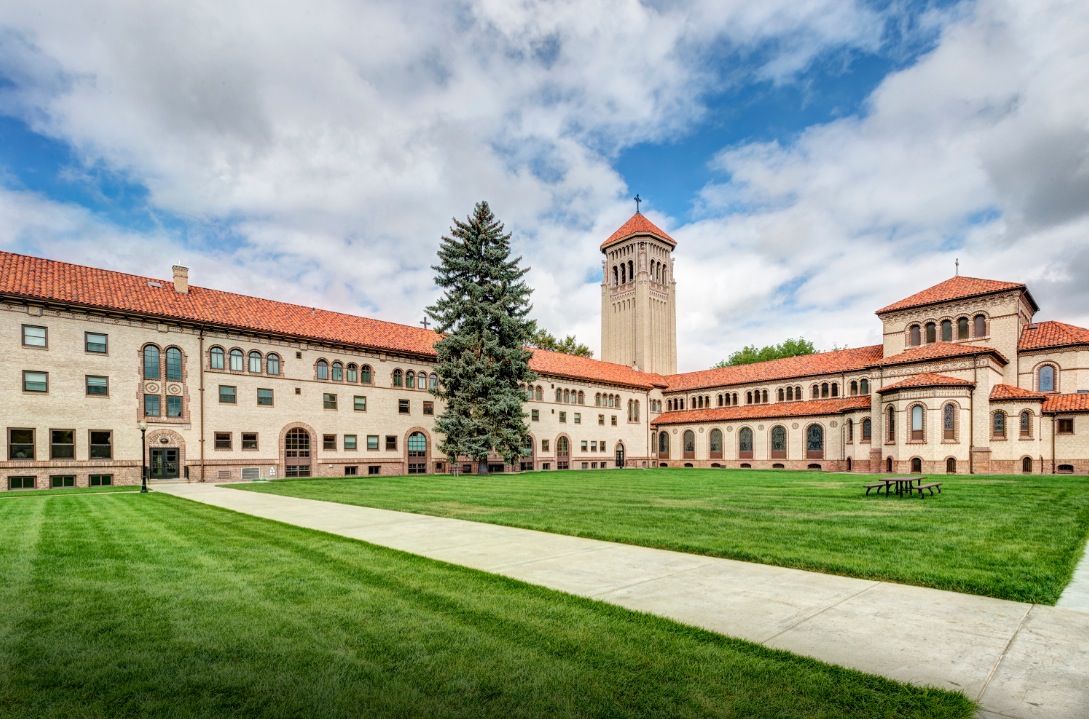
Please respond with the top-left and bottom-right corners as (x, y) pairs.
(877, 372), (973, 394)
(875, 341), (1008, 366)
(1043, 393), (1089, 414)
(876, 276), (1028, 315)
(1019, 321), (1089, 351)
(651, 396), (870, 426)
(665, 345), (884, 393)
(528, 349), (664, 389)
(990, 384), (1046, 401)
(600, 212), (676, 251)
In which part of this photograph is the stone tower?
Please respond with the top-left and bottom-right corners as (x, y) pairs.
(600, 212), (677, 374)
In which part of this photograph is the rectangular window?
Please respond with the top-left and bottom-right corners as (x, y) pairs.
(89, 430), (112, 459)
(214, 432), (232, 450)
(323, 393), (337, 409)
(611, 415), (617, 426)
(241, 432), (258, 450)
(8, 476), (35, 490)
(531, 409), (539, 421)
(574, 413), (581, 424)
(219, 385), (236, 404)
(8, 428), (34, 460)
(399, 399), (410, 414)
(23, 371), (48, 393)
(166, 396), (182, 417)
(286, 465), (311, 478)
(22, 325), (47, 348)
(541, 439), (550, 452)
(423, 401), (434, 415)
(385, 436), (397, 451)
(368, 465), (381, 475)
(598, 414), (605, 425)
(344, 465), (358, 476)
(582, 462), (588, 469)
(50, 475), (75, 488)
(344, 434), (357, 450)
(367, 435), (379, 450)
(354, 396), (367, 412)
(1059, 418), (1075, 434)
(144, 394), (161, 417)
(86, 375), (109, 396)
(559, 411), (567, 423)
(89, 474), (112, 487)
(591, 441), (597, 452)
(257, 388), (274, 406)
(324, 434), (337, 451)
(581, 440), (588, 451)
(50, 429), (75, 460)
(407, 463), (426, 474)
(85, 332), (108, 353)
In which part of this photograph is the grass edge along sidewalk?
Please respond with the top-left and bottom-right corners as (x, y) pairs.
(0, 492), (973, 719)
(234, 468), (1089, 604)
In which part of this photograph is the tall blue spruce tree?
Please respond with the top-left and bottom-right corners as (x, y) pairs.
(427, 201), (536, 472)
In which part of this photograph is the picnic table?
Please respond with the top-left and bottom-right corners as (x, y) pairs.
(865, 476), (942, 498)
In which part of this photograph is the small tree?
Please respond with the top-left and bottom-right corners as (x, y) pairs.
(427, 202), (537, 472)
(528, 325), (593, 358)
(713, 337), (817, 368)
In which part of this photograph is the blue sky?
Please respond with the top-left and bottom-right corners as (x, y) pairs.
(1, 0), (1087, 370)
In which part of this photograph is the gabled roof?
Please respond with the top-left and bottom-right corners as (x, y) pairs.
(665, 345), (884, 393)
(875, 276), (1032, 315)
(1019, 320), (1089, 351)
(990, 384), (1046, 402)
(875, 341), (1008, 367)
(877, 372), (973, 394)
(600, 212), (676, 251)
(1043, 393), (1089, 414)
(651, 396), (870, 426)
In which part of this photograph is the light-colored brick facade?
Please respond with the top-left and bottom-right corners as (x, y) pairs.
(3, 216), (1089, 491)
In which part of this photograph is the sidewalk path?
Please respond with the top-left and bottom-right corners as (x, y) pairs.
(157, 483), (1088, 719)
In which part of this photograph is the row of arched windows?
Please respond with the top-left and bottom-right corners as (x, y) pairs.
(627, 399), (640, 422)
(557, 388), (586, 404)
(907, 314), (987, 347)
(210, 346), (281, 376)
(315, 360), (374, 384)
(718, 392), (740, 407)
(650, 259), (667, 284)
(992, 409), (1034, 439)
(848, 379), (871, 396)
(522, 384), (545, 401)
(658, 425), (825, 459)
(391, 368), (436, 390)
(144, 344), (185, 381)
(596, 392), (620, 408)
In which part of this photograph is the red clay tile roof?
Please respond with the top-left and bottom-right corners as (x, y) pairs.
(651, 396), (870, 426)
(1043, 393), (1089, 414)
(0, 250), (660, 390)
(1019, 320), (1089, 351)
(875, 276), (1030, 315)
(665, 345), (884, 393)
(875, 341), (1008, 367)
(600, 212), (676, 251)
(990, 384), (1046, 401)
(877, 372), (973, 394)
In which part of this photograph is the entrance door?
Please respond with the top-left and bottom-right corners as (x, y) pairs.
(150, 448), (179, 479)
(615, 444), (625, 468)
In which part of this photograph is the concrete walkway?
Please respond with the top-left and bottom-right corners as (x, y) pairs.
(157, 483), (1088, 719)
(1057, 540), (1089, 612)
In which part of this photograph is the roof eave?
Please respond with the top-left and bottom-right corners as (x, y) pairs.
(874, 286), (1028, 317)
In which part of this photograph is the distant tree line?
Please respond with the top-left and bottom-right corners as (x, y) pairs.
(712, 338), (816, 368)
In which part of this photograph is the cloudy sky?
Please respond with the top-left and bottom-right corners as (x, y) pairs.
(1, 0), (1087, 371)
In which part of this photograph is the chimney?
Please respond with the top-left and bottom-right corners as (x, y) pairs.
(172, 265), (189, 294)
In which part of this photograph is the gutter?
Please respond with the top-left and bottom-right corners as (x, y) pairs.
(970, 362), (976, 474)
(199, 327), (205, 483)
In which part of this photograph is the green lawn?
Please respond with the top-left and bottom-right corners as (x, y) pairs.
(236, 469), (1089, 604)
(0, 494), (972, 719)
(1, 485), (141, 498)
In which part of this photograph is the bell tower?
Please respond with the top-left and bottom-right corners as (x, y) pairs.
(600, 209), (677, 374)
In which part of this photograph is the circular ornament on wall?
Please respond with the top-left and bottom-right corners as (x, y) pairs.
(757, 424), (764, 431)
(672, 429), (678, 434)
(727, 427), (734, 432)
(144, 382), (159, 394)
(792, 423), (799, 429)
(167, 384), (182, 395)
(830, 421), (838, 428)
(698, 427), (705, 433)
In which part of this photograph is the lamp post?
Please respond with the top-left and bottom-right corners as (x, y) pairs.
(138, 420), (148, 493)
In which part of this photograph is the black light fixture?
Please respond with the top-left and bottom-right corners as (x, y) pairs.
(138, 420), (149, 493)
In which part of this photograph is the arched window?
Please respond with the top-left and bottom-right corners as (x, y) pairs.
(1022, 456), (1033, 474)
(846, 418), (854, 442)
(612, 266), (618, 286)
(360, 365), (372, 383)
(143, 345), (161, 380)
(746, 391), (753, 404)
(941, 319), (952, 341)
(947, 457), (957, 474)
(909, 325), (921, 346)
(911, 457), (922, 473)
(595, 393), (602, 406)
(860, 379), (869, 394)
(346, 363), (358, 382)
(862, 418), (872, 441)
(419, 372), (428, 390)
(633, 400), (639, 421)
(974, 314), (986, 337)
(778, 388), (785, 402)
(556, 436), (570, 457)
(1039, 365), (1056, 392)
(267, 354), (281, 376)
(317, 360), (329, 380)
(717, 394), (724, 407)
(565, 389), (572, 403)
(229, 349), (244, 372)
(285, 428), (310, 458)
(248, 351), (263, 374)
(993, 411), (1006, 438)
(821, 383), (829, 398)
(407, 432), (427, 457)
(709, 429), (723, 459)
(806, 425), (824, 458)
(210, 346), (224, 370)
(739, 427), (753, 458)
(911, 405), (924, 441)
(555, 389), (562, 402)
(165, 347), (183, 381)
(831, 383), (839, 397)
(1020, 410), (1031, 437)
(850, 381), (857, 396)
(925, 322), (936, 344)
(787, 386), (795, 401)
(957, 317), (969, 339)
(392, 368), (402, 387)
(886, 405), (896, 442)
(761, 390), (768, 403)
(943, 403), (956, 440)
(405, 370), (415, 388)
(657, 431), (670, 457)
(578, 391), (584, 404)
(811, 384), (819, 399)
(332, 362), (344, 382)
(771, 426), (787, 459)
(683, 430), (695, 459)
(534, 386), (542, 401)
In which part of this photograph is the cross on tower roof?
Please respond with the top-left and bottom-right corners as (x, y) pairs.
(420, 317), (430, 330)
(633, 194), (642, 214)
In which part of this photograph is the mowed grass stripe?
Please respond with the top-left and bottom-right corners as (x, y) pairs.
(0, 493), (973, 718)
(236, 469), (1089, 603)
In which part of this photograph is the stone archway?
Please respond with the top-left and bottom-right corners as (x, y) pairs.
(279, 422), (317, 478)
(146, 428), (185, 481)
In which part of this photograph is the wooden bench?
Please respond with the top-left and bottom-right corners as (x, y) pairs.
(865, 480), (892, 495)
(915, 482), (942, 497)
